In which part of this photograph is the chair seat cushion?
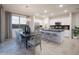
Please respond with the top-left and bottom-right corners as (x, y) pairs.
(28, 39), (40, 47)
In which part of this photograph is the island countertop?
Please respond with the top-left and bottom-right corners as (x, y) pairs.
(40, 29), (64, 43)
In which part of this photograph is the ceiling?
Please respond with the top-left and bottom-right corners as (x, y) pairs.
(2, 4), (79, 17)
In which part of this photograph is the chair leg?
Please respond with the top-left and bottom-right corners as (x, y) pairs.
(40, 41), (42, 52)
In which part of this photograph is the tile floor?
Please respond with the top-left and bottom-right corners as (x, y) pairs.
(0, 38), (79, 55)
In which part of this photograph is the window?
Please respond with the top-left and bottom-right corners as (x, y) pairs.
(20, 17), (27, 24)
(12, 16), (19, 24)
(12, 15), (27, 25)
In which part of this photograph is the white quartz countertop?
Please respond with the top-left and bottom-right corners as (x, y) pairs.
(40, 29), (63, 33)
(40, 30), (64, 43)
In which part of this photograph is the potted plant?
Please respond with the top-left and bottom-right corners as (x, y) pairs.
(73, 27), (79, 39)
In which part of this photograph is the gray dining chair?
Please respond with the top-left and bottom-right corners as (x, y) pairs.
(28, 32), (42, 51)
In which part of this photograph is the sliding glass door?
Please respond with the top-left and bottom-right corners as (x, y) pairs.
(11, 14), (27, 38)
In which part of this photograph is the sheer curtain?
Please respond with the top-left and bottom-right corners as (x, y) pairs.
(5, 11), (12, 39)
(0, 8), (1, 42)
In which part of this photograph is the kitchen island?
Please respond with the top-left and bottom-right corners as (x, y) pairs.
(40, 29), (64, 43)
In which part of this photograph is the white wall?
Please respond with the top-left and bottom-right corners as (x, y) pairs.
(72, 13), (79, 27)
(34, 18), (43, 25)
(34, 17), (50, 29)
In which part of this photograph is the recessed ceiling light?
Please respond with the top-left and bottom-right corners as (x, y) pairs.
(44, 10), (48, 13)
(59, 5), (63, 7)
(64, 10), (68, 13)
